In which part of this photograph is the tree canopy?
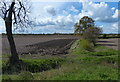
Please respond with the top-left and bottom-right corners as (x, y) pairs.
(83, 26), (102, 46)
(74, 16), (102, 46)
(74, 16), (94, 34)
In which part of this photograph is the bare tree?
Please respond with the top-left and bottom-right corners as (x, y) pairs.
(0, 0), (31, 66)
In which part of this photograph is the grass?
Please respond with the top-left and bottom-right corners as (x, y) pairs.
(2, 57), (64, 75)
(32, 58), (118, 80)
(2, 39), (119, 80)
(22, 58), (64, 73)
(49, 64), (118, 80)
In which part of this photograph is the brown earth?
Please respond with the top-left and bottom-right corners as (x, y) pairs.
(2, 35), (79, 55)
(2, 35), (119, 56)
(97, 38), (119, 50)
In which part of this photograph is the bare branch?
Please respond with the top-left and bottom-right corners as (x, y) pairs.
(0, 0), (32, 32)
(12, 10), (17, 24)
(3, 9), (9, 20)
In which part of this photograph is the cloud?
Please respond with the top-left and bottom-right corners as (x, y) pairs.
(112, 22), (118, 30)
(112, 9), (119, 18)
(44, 6), (56, 16)
(79, 1), (118, 23)
(32, 25), (74, 34)
(79, 0), (88, 3)
(35, 14), (75, 27)
(31, 1), (118, 34)
(69, 6), (79, 12)
(55, 14), (75, 27)
(35, 17), (56, 26)
(33, 14), (76, 34)
(62, 10), (68, 15)
(0, 18), (5, 33)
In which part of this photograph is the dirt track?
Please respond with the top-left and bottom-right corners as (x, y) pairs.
(2, 35), (119, 55)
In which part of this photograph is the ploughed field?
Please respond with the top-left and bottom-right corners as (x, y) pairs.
(2, 35), (79, 55)
(97, 38), (118, 50)
(2, 35), (118, 56)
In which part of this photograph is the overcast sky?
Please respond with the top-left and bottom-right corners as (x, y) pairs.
(0, 0), (119, 34)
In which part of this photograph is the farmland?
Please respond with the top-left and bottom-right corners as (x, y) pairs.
(2, 35), (118, 55)
(1, 34), (119, 80)
(2, 35), (79, 55)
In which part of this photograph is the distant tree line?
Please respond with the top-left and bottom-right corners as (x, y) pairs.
(1, 33), (120, 38)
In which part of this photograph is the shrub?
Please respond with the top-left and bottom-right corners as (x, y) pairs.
(102, 34), (107, 38)
(98, 73), (109, 79)
(83, 27), (102, 46)
(80, 39), (94, 52)
(18, 71), (34, 80)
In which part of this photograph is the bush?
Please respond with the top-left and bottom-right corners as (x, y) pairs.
(102, 34), (107, 38)
(18, 71), (34, 80)
(83, 27), (102, 46)
(80, 39), (94, 52)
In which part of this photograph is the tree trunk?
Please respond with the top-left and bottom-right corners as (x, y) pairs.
(5, 2), (19, 66)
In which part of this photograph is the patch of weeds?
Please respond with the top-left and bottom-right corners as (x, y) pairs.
(98, 55), (118, 65)
(2, 75), (12, 81)
(2, 54), (11, 58)
(49, 64), (118, 80)
(79, 39), (94, 52)
(22, 58), (64, 73)
(2, 75), (18, 80)
(70, 39), (94, 55)
(98, 73), (109, 79)
(18, 71), (34, 80)
(89, 50), (118, 56)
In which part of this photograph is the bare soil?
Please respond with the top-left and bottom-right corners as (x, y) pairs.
(97, 38), (119, 50)
(2, 35), (79, 55)
(2, 35), (119, 56)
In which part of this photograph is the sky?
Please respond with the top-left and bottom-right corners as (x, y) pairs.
(0, 0), (119, 34)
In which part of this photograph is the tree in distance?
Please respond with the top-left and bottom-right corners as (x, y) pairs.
(83, 26), (102, 46)
(74, 16), (102, 46)
(74, 16), (94, 34)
